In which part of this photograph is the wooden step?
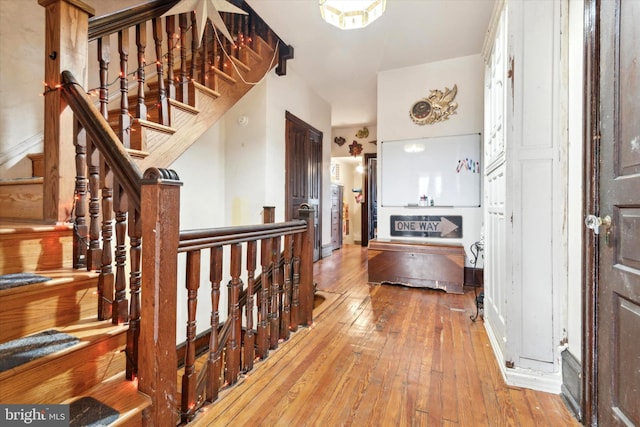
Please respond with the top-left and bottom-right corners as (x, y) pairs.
(0, 269), (99, 343)
(64, 372), (151, 427)
(0, 178), (44, 220)
(0, 318), (127, 404)
(0, 220), (73, 275)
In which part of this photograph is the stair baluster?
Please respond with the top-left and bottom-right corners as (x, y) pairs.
(226, 243), (242, 386)
(118, 30), (130, 147)
(98, 164), (115, 321)
(190, 12), (198, 84)
(291, 232), (302, 331)
(113, 189), (129, 324)
(181, 250), (200, 423)
(177, 13), (189, 104)
(165, 15), (176, 101)
(126, 207), (142, 380)
(73, 123), (88, 269)
(152, 17), (169, 126)
(136, 22), (147, 122)
(201, 23), (211, 89)
(87, 139), (102, 270)
(243, 240), (257, 371)
(257, 236), (271, 359)
(281, 234), (293, 339)
(269, 235), (281, 350)
(206, 245), (223, 402)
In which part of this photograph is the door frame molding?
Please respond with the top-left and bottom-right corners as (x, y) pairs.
(581, 0), (600, 424)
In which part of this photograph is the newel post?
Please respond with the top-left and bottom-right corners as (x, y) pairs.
(139, 168), (182, 427)
(298, 205), (315, 326)
(39, 0), (95, 222)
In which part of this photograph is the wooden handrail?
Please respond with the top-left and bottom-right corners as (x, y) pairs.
(88, 0), (293, 75)
(88, 0), (179, 41)
(61, 71), (143, 209)
(178, 221), (307, 251)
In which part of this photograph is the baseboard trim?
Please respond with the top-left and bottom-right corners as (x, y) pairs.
(484, 317), (562, 394)
(560, 349), (582, 420)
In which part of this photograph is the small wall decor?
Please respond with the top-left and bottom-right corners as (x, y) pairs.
(334, 136), (346, 146)
(368, 140), (377, 145)
(410, 84), (458, 125)
(355, 127), (369, 139)
(349, 140), (363, 156)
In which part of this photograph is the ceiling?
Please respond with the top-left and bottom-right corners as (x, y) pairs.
(246, 0), (496, 128)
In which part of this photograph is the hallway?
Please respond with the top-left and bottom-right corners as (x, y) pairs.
(194, 244), (580, 426)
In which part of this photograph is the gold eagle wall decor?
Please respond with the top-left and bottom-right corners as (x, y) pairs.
(410, 84), (458, 125)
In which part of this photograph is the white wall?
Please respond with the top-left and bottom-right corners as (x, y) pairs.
(0, 0), (45, 178)
(377, 54), (485, 265)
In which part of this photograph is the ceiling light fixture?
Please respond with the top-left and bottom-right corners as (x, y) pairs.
(319, 0), (386, 30)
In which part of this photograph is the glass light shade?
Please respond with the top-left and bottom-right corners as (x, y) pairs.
(319, 0), (386, 30)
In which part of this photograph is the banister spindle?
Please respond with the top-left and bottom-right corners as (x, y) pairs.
(73, 121), (88, 269)
(118, 29), (130, 147)
(126, 207), (142, 380)
(152, 17), (169, 125)
(113, 187), (129, 325)
(281, 234), (293, 340)
(226, 243), (242, 386)
(178, 13), (189, 103)
(135, 22), (147, 121)
(200, 23), (210, 89)
(98, 163), (114, 320)
(290, 232), (302, 331)
(166, 15), (176, 100)
(257, 236), (271, 359)
(207, 246), (223, 402)
(269, 236), (281, 350)
(244, 240), (257, 371)
(87, 140), (101, 270)
(97, 37), (110, 119)
(190, 11), (198, 83)
(181, 250), (200, 423)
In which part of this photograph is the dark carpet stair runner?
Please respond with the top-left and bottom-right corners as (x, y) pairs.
(0, 329), (79, 373)
(69, 397), (120, 427)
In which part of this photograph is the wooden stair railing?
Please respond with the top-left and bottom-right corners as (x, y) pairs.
(176, 206), (315, 423)
(62, 74), (317, 425)
(41, 1), (303, 424)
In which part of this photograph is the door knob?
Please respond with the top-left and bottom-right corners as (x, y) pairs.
(585, 214), (611, 235)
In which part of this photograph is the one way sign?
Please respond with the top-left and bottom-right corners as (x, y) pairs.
(390, 215), (463, 238)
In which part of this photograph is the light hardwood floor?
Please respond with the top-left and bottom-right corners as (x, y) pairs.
(192, 244), (580, 426)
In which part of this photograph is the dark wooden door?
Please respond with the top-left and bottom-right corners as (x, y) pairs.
(285, 111), (322, 261)
(361, 153), (377, 247)
(592, 1), (640, 425)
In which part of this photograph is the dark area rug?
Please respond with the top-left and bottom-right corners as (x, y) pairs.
(0, 273), (51, 291)
(69, 397), (119, 427)
(0, 329), (79, 373)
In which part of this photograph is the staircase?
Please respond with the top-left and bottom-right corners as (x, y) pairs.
(0, 1), (300, 426)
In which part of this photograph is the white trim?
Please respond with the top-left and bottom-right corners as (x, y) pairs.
(0, 132), (43, 169)
(485, 319), (563, 393)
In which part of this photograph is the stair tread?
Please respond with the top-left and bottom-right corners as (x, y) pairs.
(0, 268), (98, 297)
(65, 372), (151, 427)
(0, 220), (72, 233)
(0, 317), (127, 380)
